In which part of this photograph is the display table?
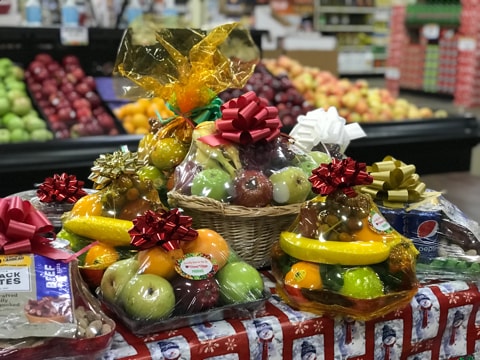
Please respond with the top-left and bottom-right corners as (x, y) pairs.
(102, 272), (480, 360)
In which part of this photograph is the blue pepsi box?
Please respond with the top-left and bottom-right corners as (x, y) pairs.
(378, 206), (442, 263)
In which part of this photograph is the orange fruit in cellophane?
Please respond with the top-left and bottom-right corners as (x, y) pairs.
(69, 191), (103, 217)
(284, 261), (322, 290)
(181, 229), (230, 269)
(84, 242), (120, 270)
(137, 247), (184, 280)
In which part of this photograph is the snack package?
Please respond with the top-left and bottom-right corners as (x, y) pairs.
(0, 196), (115, 358)
(270, 158), (419, 320)
(167, 91), (331, 268)
(96, 209), (269, 335)
(361, 156), (480, 282)
(114, 23), (259, 202)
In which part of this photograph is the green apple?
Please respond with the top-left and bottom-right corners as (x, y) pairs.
(100, 258), (139, 304)
(9, 128), (29, 143)
(216, 261), (264, 304)
(269, 166), (311, 205)
(191, 168), (233, 202)
(119, 274), (175, 321)
(0, 97), (10, 116)
(0, 58), (13, 70)
(0, 129), (10, 143)
(309, 151), (331, 165)
(5, 115), (24, 131)
(6, 80), (26, 92)
(23, 115), (47, 132)
(11, 96), (32, 116)
(339, 266), (384, 299)
(6, 89), (25, 102)
(8, 65), (24, 81)
(30, 128), (54, 142)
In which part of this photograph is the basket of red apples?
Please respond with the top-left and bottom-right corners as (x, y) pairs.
(168, 91), (331, 269)
(97, 209), (269, 335)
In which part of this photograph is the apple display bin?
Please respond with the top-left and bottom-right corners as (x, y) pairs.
(98, 289), (270, 336)
(168, 191), (300, 269)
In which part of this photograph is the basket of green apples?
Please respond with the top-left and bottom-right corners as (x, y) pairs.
(96, 209), (269, 335)
(168, 91), (331, 269)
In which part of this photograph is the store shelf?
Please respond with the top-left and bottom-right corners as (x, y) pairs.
(318, 24), (376, 32)
(317, 6), (377, 13)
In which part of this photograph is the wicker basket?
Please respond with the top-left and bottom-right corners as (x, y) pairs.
(168, 191), (301, 269)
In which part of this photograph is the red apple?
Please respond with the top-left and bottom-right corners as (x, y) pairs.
(171, 276), (220, 314)
(75, 82), (91, 96)
(85, 91), (102, 108)
(72, 98), (91, 110)
(62, 55), (81, 66)
(83, 76), (96, 90)
(232, 169), (273, 207)
(34, 53), (54, 64)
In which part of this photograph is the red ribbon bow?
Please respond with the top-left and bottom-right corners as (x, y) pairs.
(214, 91), (281, 145)
(129, 209), (198, 251)
(0, 196), (72, 260)
(309, 157), (373, 197)
(37, 173), (88, 204)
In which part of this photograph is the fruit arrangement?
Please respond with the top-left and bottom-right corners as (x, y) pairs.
(263, 55), (448, 123)
(219, 62), (314, 129)
(270, 157), (420, 320)
(0, 57), (53, 143)
(171, 91), (331, 207)
(113, 97), (175, 135)
(24, 53), (119, 138)
(97, 209), (267, 334)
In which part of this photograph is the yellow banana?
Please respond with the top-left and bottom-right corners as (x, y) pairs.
(63, 215), (134, 247)
(280, 231), (393, 266)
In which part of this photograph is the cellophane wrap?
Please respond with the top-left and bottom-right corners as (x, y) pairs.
(361, 156), (480, 282)
(270, 158), (419, 321)
(113, 23), (259, 202)
(96, 209), (269, 335)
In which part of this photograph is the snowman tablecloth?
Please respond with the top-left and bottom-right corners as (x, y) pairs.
(100, 271), (480, 360)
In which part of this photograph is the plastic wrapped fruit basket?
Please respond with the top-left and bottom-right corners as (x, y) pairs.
(167, 92), (330, 269)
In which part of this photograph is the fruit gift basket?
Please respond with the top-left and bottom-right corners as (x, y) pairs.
(270, 158), (420, 321)
(167, 91), (331, 269)
(113, 22), (259, 204)
(96, 208), (269, 335)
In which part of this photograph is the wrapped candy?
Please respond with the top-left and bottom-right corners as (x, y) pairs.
(113, 23), (259, 202)
(270, 157), (419, 320)
(96, 208), (269, 335)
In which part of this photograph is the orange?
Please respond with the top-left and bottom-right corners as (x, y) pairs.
(137, 247), (184, 280)
(70, 192), (103, 217)
(84, 242), (120, 270)
(131, 113), (150, 129)
(181, 229), (230, 269)
(284, 261), (322, 290)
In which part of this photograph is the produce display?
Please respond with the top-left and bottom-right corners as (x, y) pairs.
(24, 53), (120, 138)
(263, 55), (449, 123)
(0, 57), (53, 143)
(270, 157), (419, 320)
(219, 62), (314, 129)
(113, 97), (175, 135)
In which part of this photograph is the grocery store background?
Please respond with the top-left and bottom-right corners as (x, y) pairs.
(0, 0), (479, 220)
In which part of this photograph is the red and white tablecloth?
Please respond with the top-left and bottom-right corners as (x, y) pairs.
(101, 272), (480, 360)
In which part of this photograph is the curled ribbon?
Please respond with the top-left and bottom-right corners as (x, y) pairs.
(0, 196), (72, 260)
(360, 156), (427, 206)
(309, 157), (373, 197)
(211, 91), (281, 146)
(36, 173), (88, 204)
(129, 209), (198, 251)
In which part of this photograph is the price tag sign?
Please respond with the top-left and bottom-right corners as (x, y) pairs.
(422, 24), (440, 40)
(60, 27), (89, 46)
(458, 37), (476, 52)
(385, 67), (400, 80)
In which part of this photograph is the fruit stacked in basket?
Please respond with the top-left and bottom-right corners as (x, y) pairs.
(270, 157), (420, 320)
(168, 91), (331, 269)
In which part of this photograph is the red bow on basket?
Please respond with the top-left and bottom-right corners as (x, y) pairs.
(0, 196), (72, 260)
(129, 209), (198, 251)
